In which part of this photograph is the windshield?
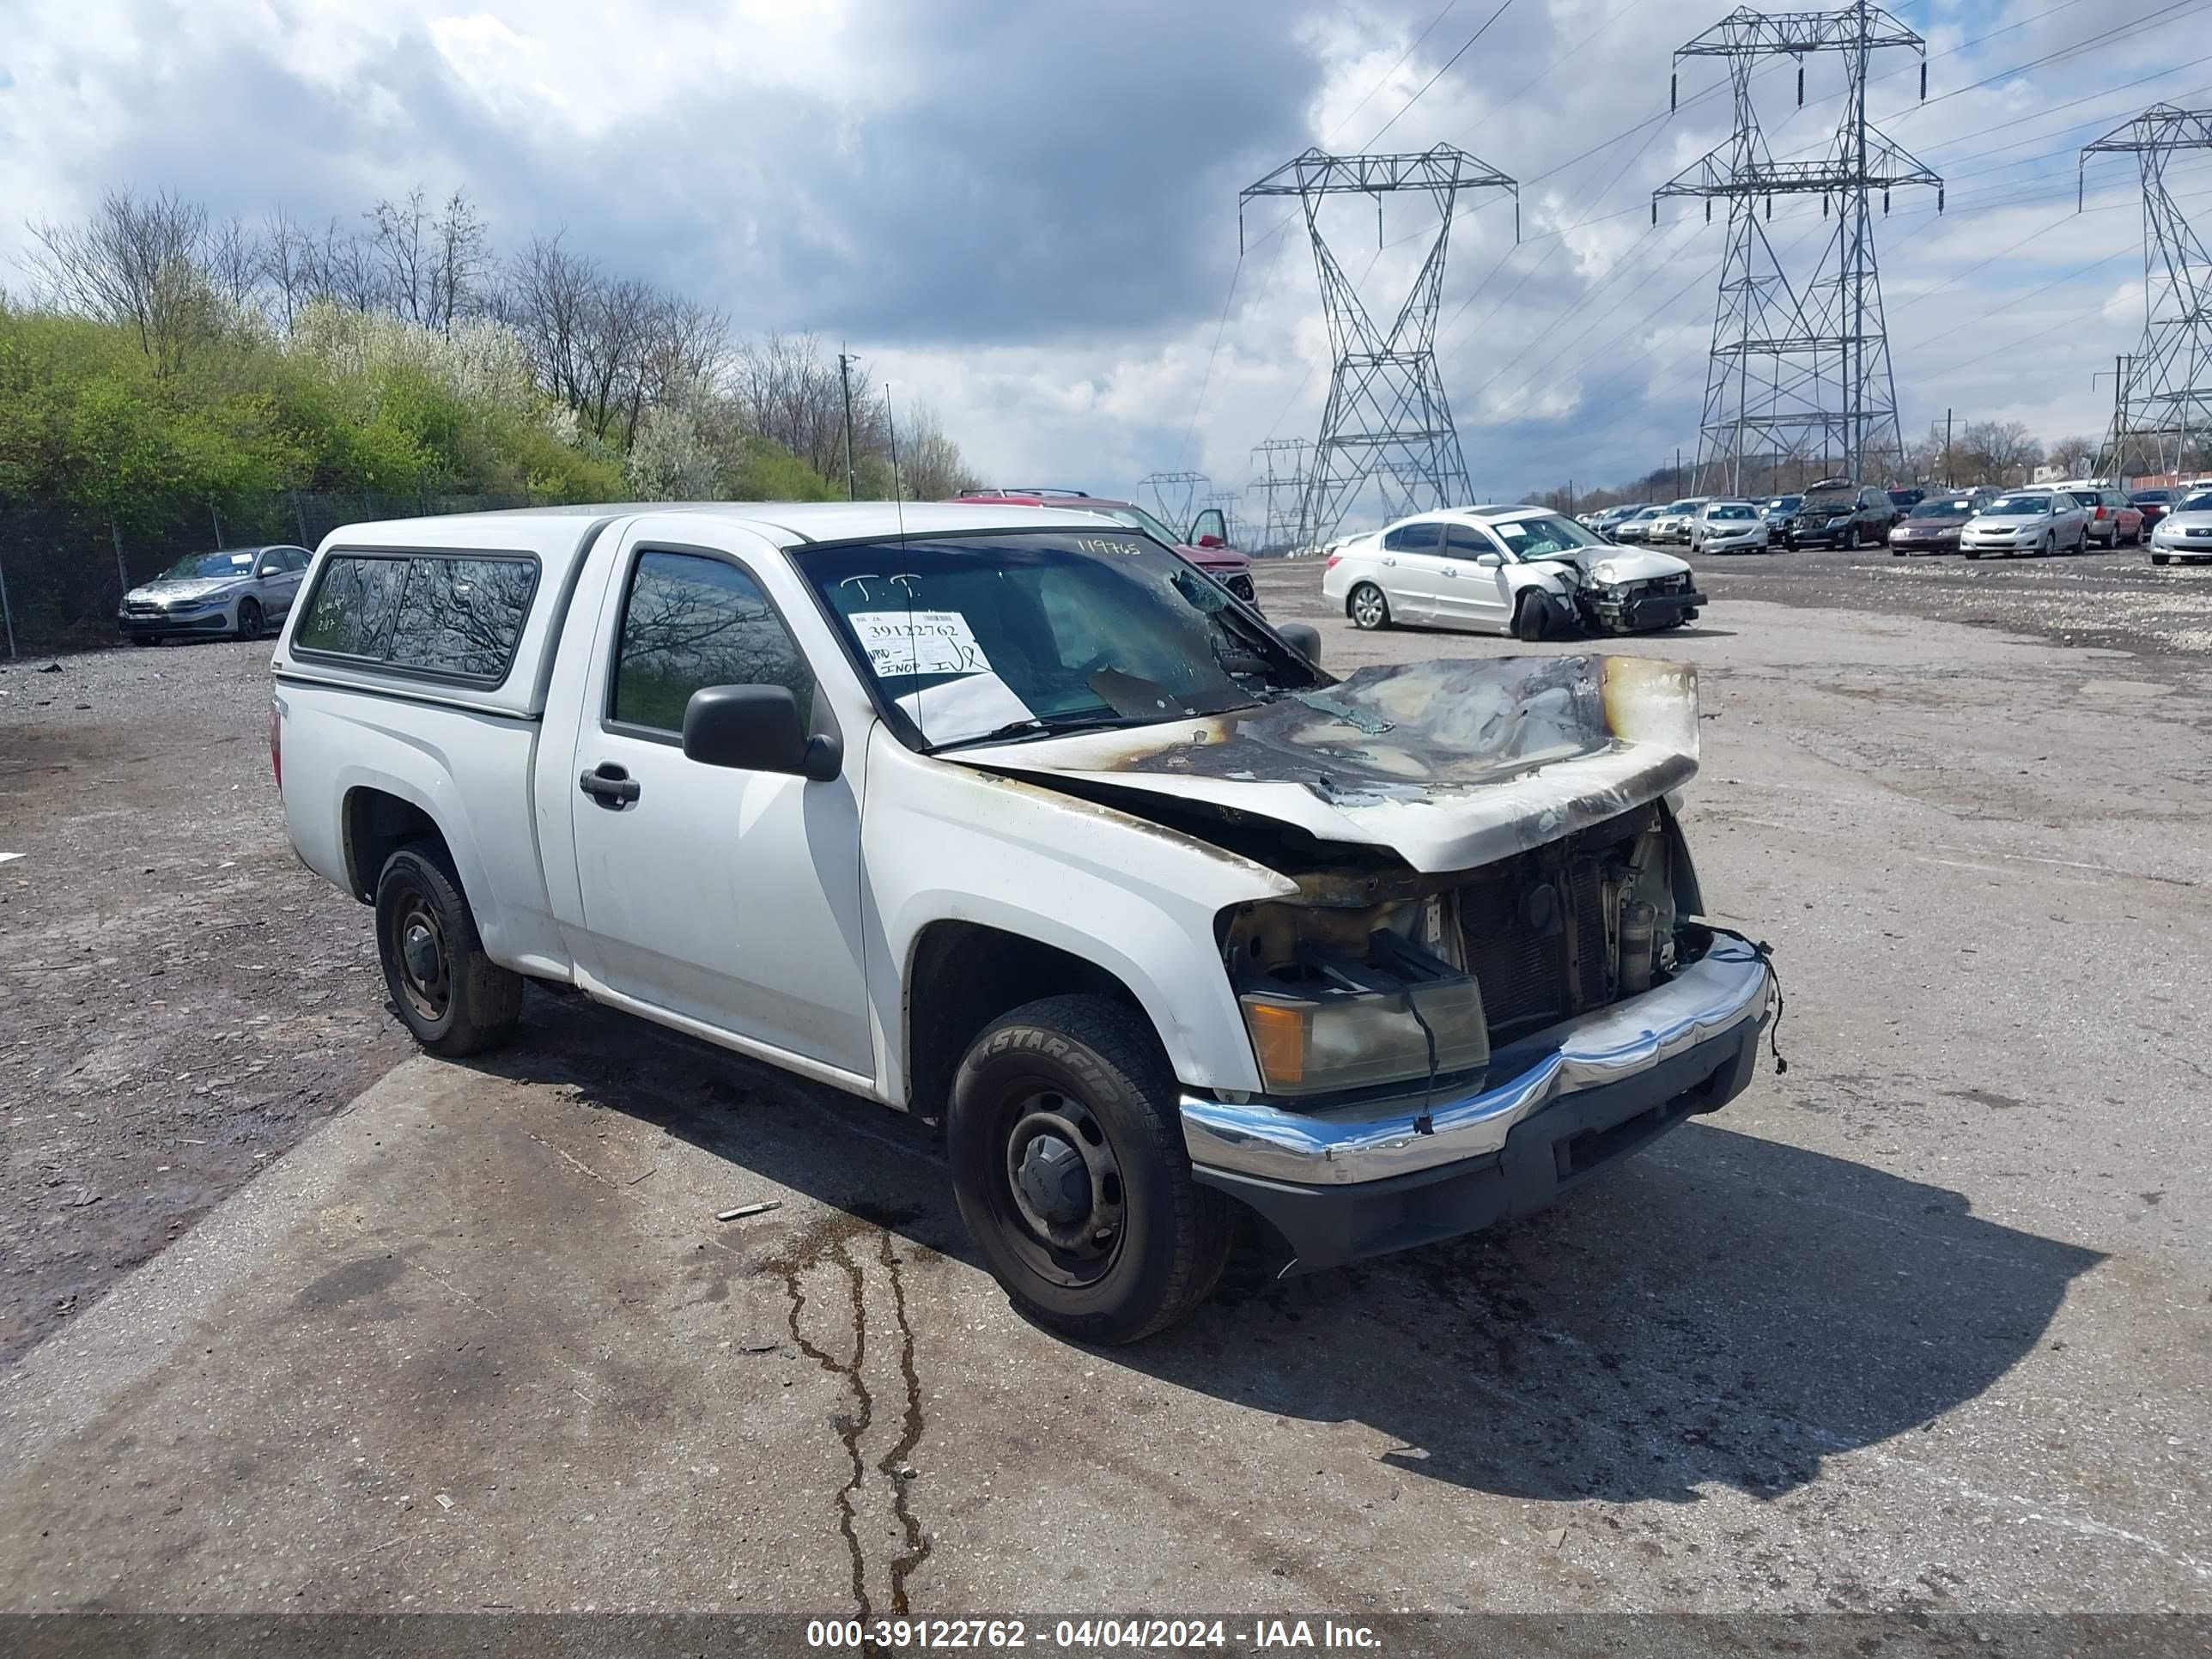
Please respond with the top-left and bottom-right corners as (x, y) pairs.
(1492, 514), (1603, 558)
(1987, 495), (2050, 515)
(1710, 504), (1757, 521)
(2181, 491), (2212, 513)
(1630, 507), (1663, 520)
(1095, 504), (1185, 547)
(799, 531), (1309, 750)
(1664, 499), (1699, 514)
(1765, 496), (1801, 512)
(159, 550), (257, 580)
(1911, 499), (1976, 520)
(2132, 490), (2171, 504)
(1804, 487), (1856, 507)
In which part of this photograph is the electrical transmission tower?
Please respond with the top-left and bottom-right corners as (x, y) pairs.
(1248, 438), (1310, 550)
(2081, 106), (2212, 477)
(1136, 471), (1207, 533)
(1242, 146), (1517, 548)
(1657, 3), (1941, 494)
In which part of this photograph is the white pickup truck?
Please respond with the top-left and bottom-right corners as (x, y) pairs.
(271, 501), (1777, 1341)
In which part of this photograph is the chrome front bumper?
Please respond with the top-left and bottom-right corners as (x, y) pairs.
(1181, 939), (1774, 1187)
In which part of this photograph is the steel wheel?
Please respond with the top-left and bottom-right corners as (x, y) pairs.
(994, 1089), (1126, 1289)
(1348, 582), (1390, 630)
(381, 878), (453, 1025)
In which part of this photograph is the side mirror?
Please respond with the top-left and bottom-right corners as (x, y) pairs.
(682, 684), (842, 782)
(1473, 550), (1503, 568)
(1276, 622), (1322, 665)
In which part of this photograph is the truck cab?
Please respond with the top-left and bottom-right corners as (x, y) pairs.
(271, 502), (1774, 1342)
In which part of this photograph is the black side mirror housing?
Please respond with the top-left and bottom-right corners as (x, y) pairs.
(682, 684), (842, 782)
(1276, 622), (1322, 665)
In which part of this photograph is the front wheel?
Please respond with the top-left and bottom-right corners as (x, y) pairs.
(947, 994), (1232, 1344)
(1964, 548), (1981, 560)
(2151, 552), (2171, 566)
(235, 599), (264, 641)
(1347, 581), (1391, 630)
(374, 843), (524, 1057)
(1511, 590), (1553, 641)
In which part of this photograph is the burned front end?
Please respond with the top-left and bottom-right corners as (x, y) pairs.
(1192, 793), (1771, 1273)
(950, 653), (1778, 1273)
(1572, 569), (1705, 635)
(1218, 798), (1701, 1101)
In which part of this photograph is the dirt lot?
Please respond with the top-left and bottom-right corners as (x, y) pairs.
(2, 544), (2209, 1621)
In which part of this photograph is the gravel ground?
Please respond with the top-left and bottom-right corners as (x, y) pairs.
(0, 640), (406, 1364)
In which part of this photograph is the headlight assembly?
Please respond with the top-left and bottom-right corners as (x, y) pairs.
(1226, 908), (1490, 1097)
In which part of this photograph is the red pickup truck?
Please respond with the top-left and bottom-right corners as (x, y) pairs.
(951, 489), (1259, 607)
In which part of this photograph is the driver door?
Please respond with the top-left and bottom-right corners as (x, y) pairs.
(565, 538), (872, 1079)
(1187, 506), (1231, 549)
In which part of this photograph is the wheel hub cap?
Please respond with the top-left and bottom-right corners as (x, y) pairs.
(1014, 1133), (1089, 1225)
(402, 922), (440, 985)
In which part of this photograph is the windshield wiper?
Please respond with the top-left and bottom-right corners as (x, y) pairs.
(929, 712), (1136, 752)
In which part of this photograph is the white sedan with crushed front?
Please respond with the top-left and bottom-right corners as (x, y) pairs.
(1322, 507), (1706, 640)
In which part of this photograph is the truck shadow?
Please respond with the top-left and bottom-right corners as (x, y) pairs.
(485, 989), (2100, 1509)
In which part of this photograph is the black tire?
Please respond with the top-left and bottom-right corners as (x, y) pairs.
(1963, 549), (1981, 560)
(374, 842), (523, 1057)
(2151, 553), (2171, 566)
(235, 599), (264, 641)
(1511, 590), (1549, 642)
(1845, 523), (1862, 550)
(1347, 581), (1391, 630)
(947, 994), (1232, 1344)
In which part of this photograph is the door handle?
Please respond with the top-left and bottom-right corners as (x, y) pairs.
(579, 763), (641, 807)
(1441, 565), (1456, 577)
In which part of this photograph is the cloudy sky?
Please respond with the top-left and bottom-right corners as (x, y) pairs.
(4, 0), (2210, 516)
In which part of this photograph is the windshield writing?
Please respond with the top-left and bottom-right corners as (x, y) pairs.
(800, 532), (1298, 749)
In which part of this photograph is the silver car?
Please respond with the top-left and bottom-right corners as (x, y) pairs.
(2148, 486), (2212, 565)
(1959, 492), (2091, 559)
(1688, 500), (1771, 553)
(1644, 496), (1712, 546)
(118, 545), (313, 645)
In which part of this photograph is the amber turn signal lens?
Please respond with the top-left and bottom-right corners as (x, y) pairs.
(1241, 999), (1309, 1090)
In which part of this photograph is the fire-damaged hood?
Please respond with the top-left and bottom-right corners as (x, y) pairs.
(946, 654), (1699, 874)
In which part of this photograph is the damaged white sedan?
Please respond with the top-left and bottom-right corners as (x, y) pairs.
(1322, 506), (1706, 640)
(272, 501), (1775, 1343)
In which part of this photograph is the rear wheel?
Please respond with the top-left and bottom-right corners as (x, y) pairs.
(947, 994), (1232, 1344)
(1347, 581), (1391, 630)
(374, 842), (523, 1057)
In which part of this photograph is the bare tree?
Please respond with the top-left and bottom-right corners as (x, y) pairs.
(310, 216), (386, 312)
(1957, 420), (2043, 486)
(890, 400), (979, 499)
(731, 332), (884, 478)
(260, 209), (316, 328)
(204, 215), (262, 313)
(21, 187), (215, 371)
(2045, 434), (2101, 477)
(369, 187), (431, 325)
(427, 190), (489, 331)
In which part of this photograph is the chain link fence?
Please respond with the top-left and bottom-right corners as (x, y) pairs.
(0, 490), (535, 658)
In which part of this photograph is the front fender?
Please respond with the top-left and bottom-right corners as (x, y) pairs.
(861, 732), (1294, 1101)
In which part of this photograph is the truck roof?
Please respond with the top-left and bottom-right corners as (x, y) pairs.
(278, 501), (1137, 720)
(324, 499), (1119, 547)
